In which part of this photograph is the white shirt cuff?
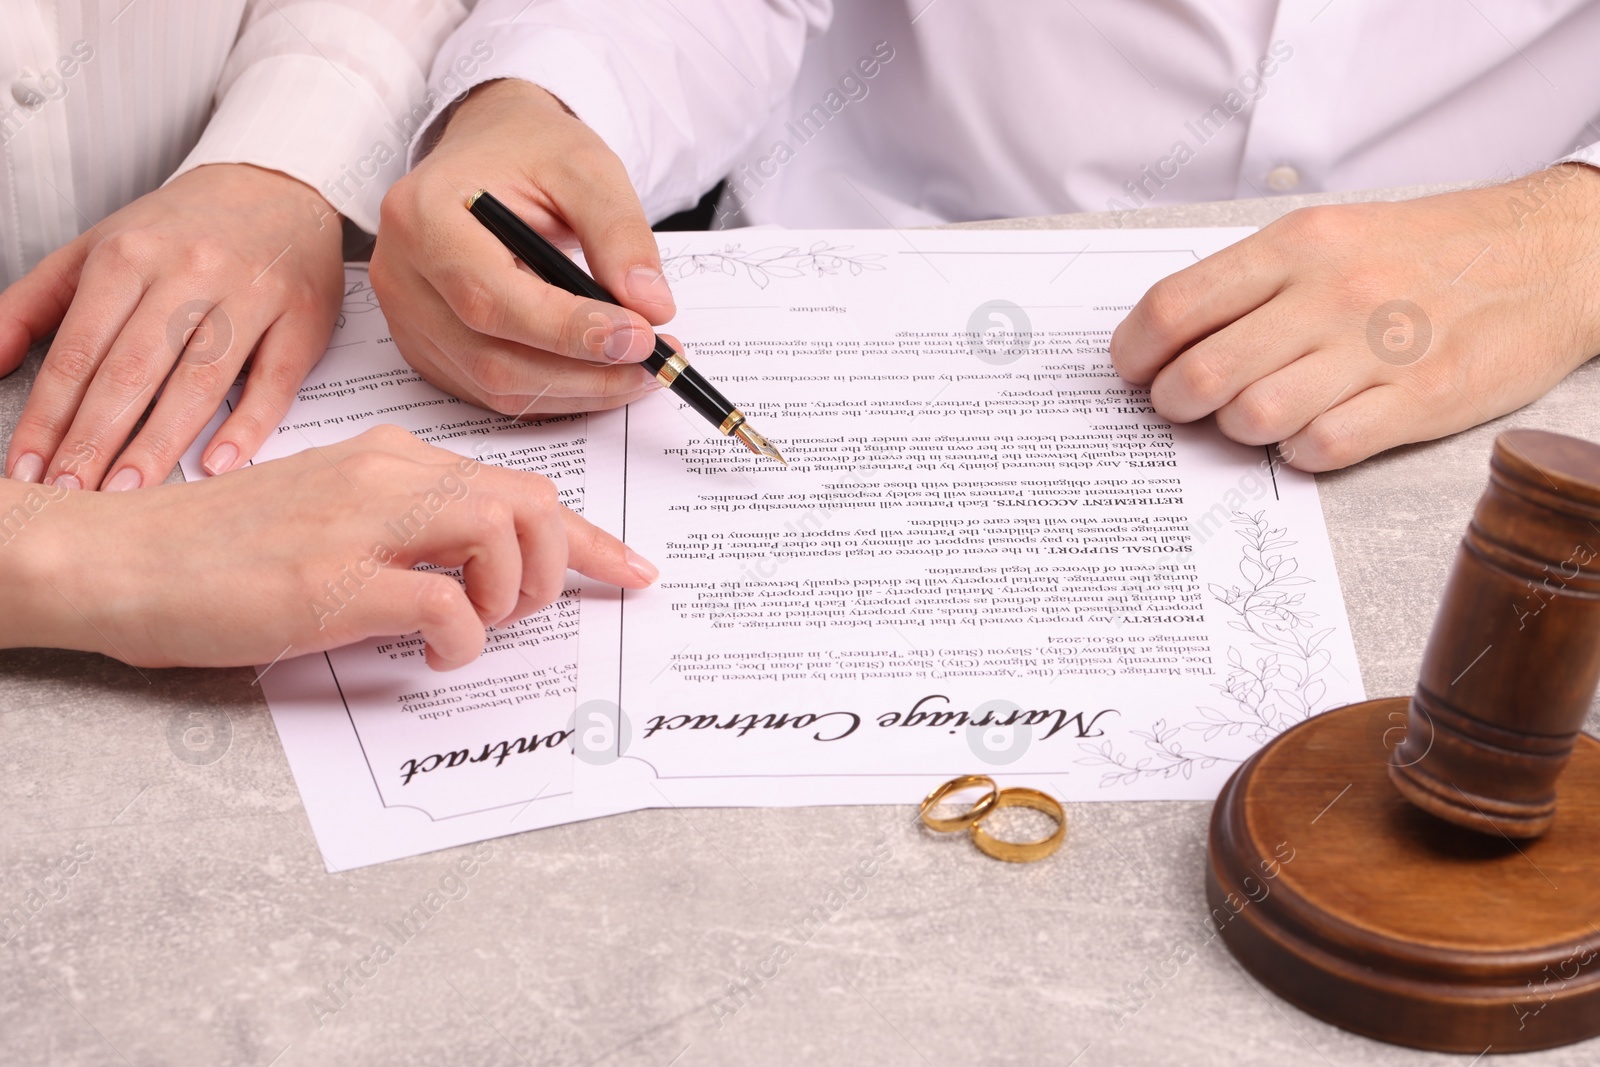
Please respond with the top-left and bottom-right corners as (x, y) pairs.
(1558, 142), (1600, 172)
(171, 53), (403, 234)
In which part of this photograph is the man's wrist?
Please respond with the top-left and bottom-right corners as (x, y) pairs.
(464, 78), (573, 115)
(1505, 162), (1600, 226)
(1547, 164), (1600, 358)
(1497, 163), (1600, 362)
(441, 79), (576, 146)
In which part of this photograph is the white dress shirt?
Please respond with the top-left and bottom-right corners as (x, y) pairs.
(420, 0), (1600, 228)
(0, 0), (468, 289)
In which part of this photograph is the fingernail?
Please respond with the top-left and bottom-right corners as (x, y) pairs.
(625, 266), (674, 311)
(625, 547), (659, 583)
(103, 467), (142, 492)
(9, 452), (43, 483)
(603, 326), (651, 364)
(52, 473), (81, 491)
(203, 442), (239, 476)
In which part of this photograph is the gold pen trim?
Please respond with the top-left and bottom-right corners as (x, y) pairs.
(719, 410), (746, 435)
(467, 189), (486, 210)
(656, 353), (689, 387)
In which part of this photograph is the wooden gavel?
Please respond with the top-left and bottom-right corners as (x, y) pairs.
(1390, 428), (1600, 838)
(1207, 427), (1600, 1053)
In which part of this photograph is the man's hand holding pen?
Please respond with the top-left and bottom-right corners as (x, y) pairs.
(465, 191), (785, 462)
(374, 79), (784, 462)
(371, 78), (675, 417)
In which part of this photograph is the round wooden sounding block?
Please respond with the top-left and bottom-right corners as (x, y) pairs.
(1208, 431), (1600, 1053)
(1209, 699), (1600, 1052)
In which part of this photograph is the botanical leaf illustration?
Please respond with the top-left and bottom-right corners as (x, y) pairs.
(1078, 511), (1337, 785)
(659, 243), (886, 288)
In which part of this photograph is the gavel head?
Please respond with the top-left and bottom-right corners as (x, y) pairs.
(1390, 429), (1600, 838)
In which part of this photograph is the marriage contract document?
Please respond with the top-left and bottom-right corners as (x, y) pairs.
(183, 229), (1365, 871)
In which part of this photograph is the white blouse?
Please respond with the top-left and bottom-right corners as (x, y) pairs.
(0, 0), (468, 289)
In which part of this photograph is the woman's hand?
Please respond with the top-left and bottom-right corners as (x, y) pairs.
(0, 162), (346, 490)
(4, 426), (657, 669)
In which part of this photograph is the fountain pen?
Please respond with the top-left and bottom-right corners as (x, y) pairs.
(466, 189), (786, 464)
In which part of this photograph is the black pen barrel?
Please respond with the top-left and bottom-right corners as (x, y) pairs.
(673, 368), (741, 430)
(468, 192), (613, 302)
(646, 337), (738, 428)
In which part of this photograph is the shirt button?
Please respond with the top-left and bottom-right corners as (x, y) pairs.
(11, 78), (46, 109)
(1265, 165), (1301, 192)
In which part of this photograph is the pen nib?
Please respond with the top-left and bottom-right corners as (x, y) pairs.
(733, 424), (788, 465)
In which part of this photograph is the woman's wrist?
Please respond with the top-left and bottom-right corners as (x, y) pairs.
(0, 481), (100, 653)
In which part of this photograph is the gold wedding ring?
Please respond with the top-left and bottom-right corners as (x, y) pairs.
(969, 787), (1066, 863)
(919, 774), (1000, 832)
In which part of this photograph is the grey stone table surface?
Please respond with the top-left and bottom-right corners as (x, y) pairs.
(5, 183), (1598, 1067)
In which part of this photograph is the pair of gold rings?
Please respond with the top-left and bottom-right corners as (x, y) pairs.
(919, 775), (1066, 863)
